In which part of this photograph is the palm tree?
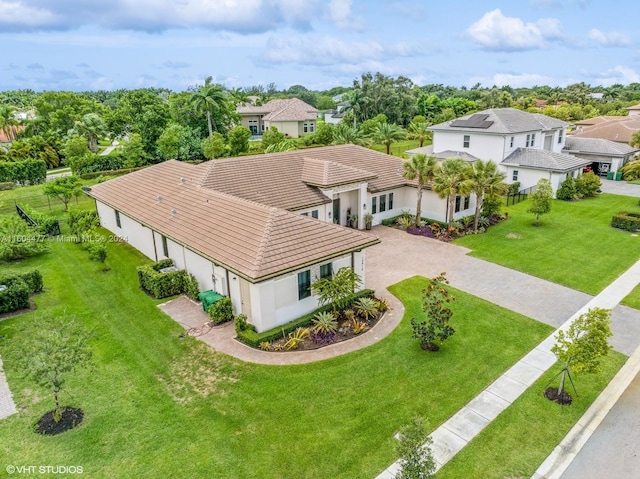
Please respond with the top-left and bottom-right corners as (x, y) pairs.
(407, 118), (431, 148)
(230, 87), (250, 106)
(190, 77), (228, 136)
(402, 153), (438, 226)
(369, 121), (406, 154)
(342, 89), (368, 129)
(332, 123), (370, 146)
(468, 160), (507, 231)
(71, 113), (107, 152)
(621, 159), (640, 180)
(432, 158), (473, 228)
(0, 104), (18, 141)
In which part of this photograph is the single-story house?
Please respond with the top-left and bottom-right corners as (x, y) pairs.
(88, 145), (477, 332)
(236, 98), (319, 138)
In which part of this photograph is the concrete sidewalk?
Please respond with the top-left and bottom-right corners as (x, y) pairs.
(0, 357), (17, 419)
(376, 259), (640, 478)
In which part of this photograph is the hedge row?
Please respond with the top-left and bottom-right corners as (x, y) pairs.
(136, 259), (200, 300)
(20, 205), (60, 236)
(236, 289), (375, 348)
(0, 159), (47, 184)
(79, 166), (145, 180)
(0, 270), (43, 314)
(611, 211), (640, 232)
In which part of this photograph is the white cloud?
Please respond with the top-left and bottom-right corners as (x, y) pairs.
(492, 72), (554, 88)
(467, 9), (563, 51)
(0, 0), (320, 32)
(327, 0), (361, 30)
(588, 29), (631, 47)
(0, 0), (60, 29)
(597, 65), (640, 86)
(260, 35), (423, 67)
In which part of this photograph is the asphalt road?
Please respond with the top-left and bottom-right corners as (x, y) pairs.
(560, 369), (640, 479)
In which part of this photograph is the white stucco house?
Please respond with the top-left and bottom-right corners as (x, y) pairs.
(408, 108), (593, 193)
(87, 145), (471, 333)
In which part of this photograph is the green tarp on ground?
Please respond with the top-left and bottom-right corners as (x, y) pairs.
(198, 290), (225, 312)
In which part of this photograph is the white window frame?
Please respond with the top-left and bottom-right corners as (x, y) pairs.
(512, 170), (519, 181)
(463, 135), (470, 148)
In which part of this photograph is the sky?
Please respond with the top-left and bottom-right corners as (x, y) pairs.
(1, 0), (639, 93)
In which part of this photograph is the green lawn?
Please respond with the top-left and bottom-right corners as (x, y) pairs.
(0, 181), (97, 215)
(0, 238), (552, 479)
(370, 139), (424, 158)
(622, 283), (640, 309)
(454, 194), (640, 295)
(438, 351), (626, 479)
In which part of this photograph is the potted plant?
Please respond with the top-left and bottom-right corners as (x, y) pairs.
(350, 214), (359, 229)
(364, 213), (373, 230)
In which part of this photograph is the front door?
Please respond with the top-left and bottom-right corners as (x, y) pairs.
(239, 278), (252, 319)
(333, 198), (340, 224)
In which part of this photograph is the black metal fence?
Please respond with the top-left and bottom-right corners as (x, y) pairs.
(15, 203), (61, 236)
(0, 194), (84, 215)
(505, 185), (537, 206)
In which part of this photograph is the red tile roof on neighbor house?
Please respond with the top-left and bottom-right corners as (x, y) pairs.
(0, 125), (25, 142)
(87, 159), (379, 282)
(236, 98), (318, 121)
(569, 116), (640, 143)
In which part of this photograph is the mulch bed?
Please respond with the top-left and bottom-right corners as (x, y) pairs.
(543, 387), (573, 405)
(34, 407), (84, 435)
(0, 299), (38, 322)
(266, 311), (385, 352)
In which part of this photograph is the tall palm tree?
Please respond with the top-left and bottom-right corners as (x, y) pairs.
(402, 153), (438, 226)
(432, 158), (473, 228)
(407, 118), (431, 148)
(369, 121), (406, 154)
(332, 123), (370, 146)
(342, 89), (368, 129)
(468, 160), (507, 232)
(190, 77), (227, 136)
(71, 113), (108, 152)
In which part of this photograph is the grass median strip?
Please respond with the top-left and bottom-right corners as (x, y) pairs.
(437, 351), (627, 479)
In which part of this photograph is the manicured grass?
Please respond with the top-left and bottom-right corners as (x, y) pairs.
(438, 351), (626, 479)
(370, 139), (424, 157)
(454, 194), (640, 295)
(622, 283), (640, 309)
(0, 181), (96, 216)
(0, 240), (552, 479)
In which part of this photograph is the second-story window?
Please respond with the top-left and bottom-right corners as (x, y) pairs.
(463, 135), (470, 148)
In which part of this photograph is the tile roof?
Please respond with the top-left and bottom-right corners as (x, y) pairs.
(236, 98), (318, 121)
(574, 116), (627, 126)
(199, 144), (408, 210)
(301, 157), (376, 187)
(569, 116), (640, 143)
(501, 148), (591, 171)
(563, 137), (639, 156)
(404, 145), (480, 162)
(88, 160), (378, 282)
(429, 108), (570, 134)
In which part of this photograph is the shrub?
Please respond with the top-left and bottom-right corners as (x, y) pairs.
(17, 270), (43, 293)
(234, 314), (251, 334)
(284, 327), (310, 350)
(0, 275), (30, 314)
(236, 289), (375, 347)
(556, 176), (577, 201)
(411, 273), (456, 351)
(312, 311), (338, 334)
(611, 211), (640, 232)
(68, 209), (100, 237)
(355, 297), (378, 321)
(259, 342), (271, 351)
(481, 194), (502, 217)
(0, 159), (46, 184)
(0, 181), (16, 191)
(575, 171), (601, 198)
(0, 217), (49, 262)
(87, 241), (107, 263)
(207, 297), (233, 325)
(136, 259), (191, 299)
(20, 205), (60, 236)
(184, 274), (200, 301)
(507, 182), (521, 195)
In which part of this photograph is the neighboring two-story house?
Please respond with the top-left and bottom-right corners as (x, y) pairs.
(236, 98), (318, 138)
(423, 108), (592, 193)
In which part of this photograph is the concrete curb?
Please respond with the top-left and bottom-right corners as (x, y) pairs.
(532, 342), (640, 479)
